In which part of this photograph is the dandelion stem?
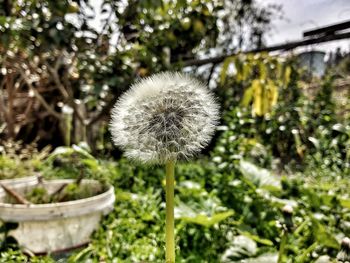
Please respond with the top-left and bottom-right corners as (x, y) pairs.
(165, 160), (175, 263)
(277, 230), (287, 263)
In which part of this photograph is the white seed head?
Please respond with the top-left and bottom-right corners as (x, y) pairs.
(109, 72), (220, 164)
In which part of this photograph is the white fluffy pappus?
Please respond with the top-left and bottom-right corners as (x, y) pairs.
(109, 72), (220, 164)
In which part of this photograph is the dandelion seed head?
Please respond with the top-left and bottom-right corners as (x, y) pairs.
(109, 72), (219, 164)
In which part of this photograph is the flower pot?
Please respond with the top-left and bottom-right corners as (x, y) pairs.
(0, 179), (115, 254)
(0, 175), (39, 188)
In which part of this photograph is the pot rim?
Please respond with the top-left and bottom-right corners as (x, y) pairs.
(0, 174), (39, 184)
(0, 179), (115, 221)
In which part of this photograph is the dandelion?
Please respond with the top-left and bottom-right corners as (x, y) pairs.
(110, 72), (219, 164)
(109, 72), (219, 263)
(337, 237), (350, 262)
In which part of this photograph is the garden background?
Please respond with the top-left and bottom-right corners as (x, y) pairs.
(0, 0), (350, 262)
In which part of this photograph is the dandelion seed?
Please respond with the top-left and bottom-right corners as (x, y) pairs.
(109, 72), (219, 164)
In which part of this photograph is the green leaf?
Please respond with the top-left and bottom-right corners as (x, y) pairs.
(311, 217), (339, 249)
(240, 231), (273, 246)
(340, 198), (350, 209)
(180, 211), (234, 227)
(221, 235), (257, 261)
(239, 160), (281, 189)
(308, 137), (320, 149)
(259, 61), (267, 80)
(332, 123), (346, 133)
(267, 79), (278, 107)
(237, 253), (278, 263)
(252, 80), (263, 116)
(220, 56), (235, 85)
(241, 60), (251, 81)
(81, 159), (99, 172)
(284, 66), (291, 85)
(241, 86), (254, 107)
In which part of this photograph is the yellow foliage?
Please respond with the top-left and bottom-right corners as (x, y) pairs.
(220, 54), (291, 116)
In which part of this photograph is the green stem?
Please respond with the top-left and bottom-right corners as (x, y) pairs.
(297, 242), (317, 263)
(165, 160), (175, 263)
(277, 230), (287, 263)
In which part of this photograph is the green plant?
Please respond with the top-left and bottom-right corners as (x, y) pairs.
(22, 183), (105, 204)
(0, 140), (49, 180)
(1, 151), (349, 262)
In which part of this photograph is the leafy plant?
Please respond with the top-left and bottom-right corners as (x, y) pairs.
(0, 140), (49, 180)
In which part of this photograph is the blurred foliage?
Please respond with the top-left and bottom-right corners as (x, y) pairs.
(0, 140), (49, 179)
(1, 148), (349, 262)
(0, 0), (349, 262)
(1, 53), (348, 262)
(0, 0), (281, 152)
(215, 54), (350, 173)
(220, 53), (291, 116)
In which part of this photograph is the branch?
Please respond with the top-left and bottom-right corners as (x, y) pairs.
(46, 63), (69, 99)
(46, 53), (87, 125)
(96, 7), (114, 45)
(179, 31), (350, 67)
(1, 184), (31, 205)
(87, 96), (118, 127)
(31, 86), (62, 119)
(206, 63), (218, 86)
(86, 76), (135, 127)
(19, 69), (62, 120)
(0, 78), (7, 118)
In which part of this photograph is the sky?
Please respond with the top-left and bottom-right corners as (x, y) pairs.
(88, 0), (350, 54)
(257, 0), (350, 53)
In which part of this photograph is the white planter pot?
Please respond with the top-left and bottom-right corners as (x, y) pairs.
(0, 175), (39, 188)
(0, 179), (115, 254)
